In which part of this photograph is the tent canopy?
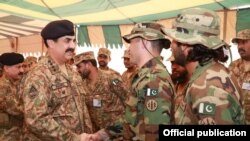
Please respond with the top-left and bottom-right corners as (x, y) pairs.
(0, 0), (249, 39)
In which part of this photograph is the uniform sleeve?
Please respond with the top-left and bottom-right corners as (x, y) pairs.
(22, 74), (80, 141)
(124, 73), (174, 140)
(188, 81), (244, 125)
(0, 83), (23, 115)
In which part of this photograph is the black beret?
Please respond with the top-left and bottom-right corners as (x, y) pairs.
(41, 20), (75, 39)
(0, 52), (24, 66)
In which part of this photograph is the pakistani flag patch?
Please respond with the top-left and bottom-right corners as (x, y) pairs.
(146, 88), (158, 96)
(198, 103), (216, 115)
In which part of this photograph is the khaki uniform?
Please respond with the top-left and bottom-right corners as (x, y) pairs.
(22, 56), (93, 141)
(83, 70), (126, 133)
(229, 58), (250, 124)
(0, 74), (23, 141)
(175, 60), (245, 124)
(99, 67), (121, 77)
(121, 67), (138, 89)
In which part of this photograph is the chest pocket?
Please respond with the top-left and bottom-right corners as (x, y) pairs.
(49, 81), (70, 108)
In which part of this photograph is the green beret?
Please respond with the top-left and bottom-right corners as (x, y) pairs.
(0, 52), (24, 66)
(41, 20), (75, 39)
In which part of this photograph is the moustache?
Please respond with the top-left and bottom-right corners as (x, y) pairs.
(65, 48), (75, 53)
(238, 49), (245, 52)
(18, 72), (24, 76)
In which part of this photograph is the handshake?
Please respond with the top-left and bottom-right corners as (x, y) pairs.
(80, 129), (109, 141)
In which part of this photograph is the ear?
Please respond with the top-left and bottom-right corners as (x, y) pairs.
(3, 65), (9, 72)
(47, 39), (55, 48)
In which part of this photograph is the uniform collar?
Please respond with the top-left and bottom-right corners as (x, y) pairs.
(243, 59), (250, 72)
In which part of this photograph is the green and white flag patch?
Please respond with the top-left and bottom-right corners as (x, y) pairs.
(146, 88), (158, 96)
(198, 103), (216, 115)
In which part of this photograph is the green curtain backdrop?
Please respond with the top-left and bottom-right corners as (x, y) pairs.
(77, 26), (90, 46)
(236, 8), (250, 32)
(102, 25), (122, 48)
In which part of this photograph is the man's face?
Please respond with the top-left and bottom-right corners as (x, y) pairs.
(22, 62), (29, 73)
(51, 35), (76, 63)
(4, 63), (24, 80)
(97, 54), (109, 67)
(123, 57), (134, 69)
(171, 62), (188, 83)
(128, 38), (142, 65)
(171, 40), (187, 67)
(237, 39), (250, 61)
(76, 62), (90, 79)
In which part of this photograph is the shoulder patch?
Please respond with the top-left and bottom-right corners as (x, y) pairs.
(146, 88), (158, 96)
(112, 78), (121, 86)
(29, 85), (38, 99)
(146, 99), (158, 111)
(198, 102), (216, 115)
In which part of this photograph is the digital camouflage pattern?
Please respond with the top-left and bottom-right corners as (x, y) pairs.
(22, 56), (93, 141)
(121, 67), (138, 90)
(74, 51), (95, 65)
(123, 56), (174, 141)
(98, 48), (111, 57)
(229, 58), (250, 124)
(82, 69), (127, 133)
(99, 67), (121, 77)
(0, 74), (23, 141)
(175, 60), (245, 125)
(123, 22), (169, 43)
(162, 8), (225, 49)
(232, 29), (250, 43)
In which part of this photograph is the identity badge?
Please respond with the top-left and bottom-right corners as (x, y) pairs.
(242, 82), (250, 90)
(93, 99), (102, 107)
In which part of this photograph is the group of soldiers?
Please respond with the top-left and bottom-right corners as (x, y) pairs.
(0, 7), (250, 141)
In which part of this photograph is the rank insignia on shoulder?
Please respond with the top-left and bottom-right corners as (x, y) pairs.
(146, 99), (158, 111)
(112, 79), (120, 86)
(146, 88), (158, 96)
(29, 85), (38, 98)
(198, 102), (216, 115)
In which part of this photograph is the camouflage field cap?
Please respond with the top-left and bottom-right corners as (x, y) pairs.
(162, 8), (225, 49)
(123, 22), (169, 43)
(123, 49), (130, 58)
(232, 29), (250, 43)
(25, 56), (37, 63)
(98, 48), (111, 57)
(74, 51), (95, 65)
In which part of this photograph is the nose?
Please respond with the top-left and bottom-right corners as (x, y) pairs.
(20, 66), (24, 73)
(70, 40), (76, 49)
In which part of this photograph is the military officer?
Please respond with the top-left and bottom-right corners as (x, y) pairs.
(121, 49), (138, 90)
(162, 8), (244, 124)
(22, 20), (93, 141)
(93, 22), (175, 141)
(97, 47), (121, 76)
(0, 52), (24, 141)
(229, 29), (250, 124)
(74, 51), (127, 138)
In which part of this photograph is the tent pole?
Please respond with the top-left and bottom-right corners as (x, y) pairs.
(223, 8), (228, 42)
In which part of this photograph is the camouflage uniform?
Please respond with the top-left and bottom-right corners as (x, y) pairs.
(83, 70), (126, 132)
(123, 57), (174, 140)
(162, 8), (244, 124)
(121, 23), (174, 141)
(74, 51), (127, 140)
(121, 50), (138, 89)
(22, 56), (93, 141)
(0, 74), (23, 141)
(121, 68), (138, 90)
(229, 29), (250, 124)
